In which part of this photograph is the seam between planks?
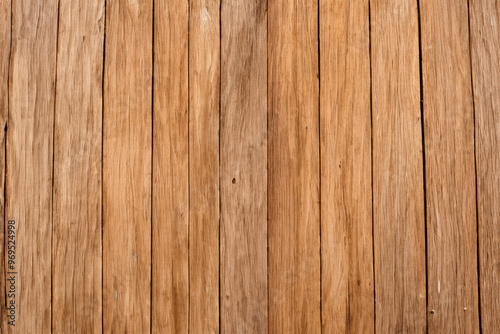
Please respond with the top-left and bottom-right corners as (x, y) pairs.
(266, 0), (270, 332)
(101, 1), (107, 333)
(465, 0), (482, 332)
(151, 0), (155, 332)
(187, 1), (191, 332)
(51, 1), (62, 332)
(368, 1), (376, 333)
(218, 1), (222, 332)
(317, 0), (322, 331)
(416, 0), (429, 332)
(3, 0), (13, 326)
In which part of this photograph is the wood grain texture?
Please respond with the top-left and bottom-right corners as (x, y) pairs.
(152, 1), (189, 333)
(220, 0), (267, 333)
(5, 0), (58, 332)
(0, 0), (9, 325)
(420, 0), (480, 331)
(189, 1), (220, 333)
(103, 0), (152, 332)
(320, 0), (374, 332)
(469, 0), (500, 332)
(268, 0), (321, 332)
(371, 0), (427, 332)
(52, 1), (104, 332)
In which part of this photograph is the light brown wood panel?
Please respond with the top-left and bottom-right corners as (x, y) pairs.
(0, 0), (9, 324)
(420, 0), (480, 331)
(371, 0), (427, 332)
(103, 0), (152, 332)
(268, 0), (321, 332)
(320, 0), (374, 332)
(220, 0), (267, 333)
(5, 0), (58, 332)
(152, 1), (189, 333)
(52, 0), (104, 333)
(189, 0), (220, 332)
(469, 0), (500, 331)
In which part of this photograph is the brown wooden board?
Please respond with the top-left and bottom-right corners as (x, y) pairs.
(420, 0), (480, 331)
(152, 1), (189, 333)
(188, 1), (220, 332)
(5, 1), (58, 332)
(320, 0), (374, 332)
(371, 0), (427, 332)
(268, 0), (321, 332)
(220, 0), (268, 333)
(103, 0), (153, 332)
(52, 0), (104, 332)
(469, 0), (500, 332)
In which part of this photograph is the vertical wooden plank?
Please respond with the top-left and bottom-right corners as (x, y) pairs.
(0, 0), (9, 325)
(220, 0), (267, 333)
(189, 0), (220, 332)
(268, 0), (321, 332)
(152, 0), (189, 333)
(371, 0), (427, 332)
(52, 1), (104, 332)
(469, 0), (500, 332)
(103, 0), (152, 332)
(5, 0), (58, 332)
(420, 0), (480, 331)
(320, 0), (374, 332)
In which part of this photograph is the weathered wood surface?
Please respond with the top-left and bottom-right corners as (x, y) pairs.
(0, 1), (498, 332)
(268, 0), (321, 332)
(320, 0), (374, 332)
(371, 0), (427, 332)
(152, 1), (189, 333)
(469, 0), (500, 332)
(188, 1), (220, 333)
(220, 0), (267, 333)
(5, 1), (58, 332)
(420, 0), (480, 331)
(52, 0), (104, 332)
(103, 0), (153, 332)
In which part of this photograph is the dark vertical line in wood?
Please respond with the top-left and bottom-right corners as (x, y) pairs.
(218, 1), (221, 332)
(466, 1), (482, 332)
(151, 1), (155, 333)
(266, 0), (270, 332)
(51, 2), (61, 332)
(101, 1), (107, 332)
(416, 1), (429, 332)
(368, 1), (375, 333)
(317, 0), (322, 331)
(187, 1), (191, 332)
(3, 0), (12, 316)
(266, 2), (269, 332)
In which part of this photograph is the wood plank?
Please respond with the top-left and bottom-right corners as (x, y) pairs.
(103, 0), (152, 332)
(469, 0), (500, 332)
(268, 0), (321, 332)
(188, 0), (220, 332)
(420, 0), (480, 331)
(370, 1), (427, 332)
(320, 0), (374, 332)
(5, 0), (58, 332)
(52, 1), (104, 332)
(220, 0), (267, 333)
(152, 0), (189, 333)
(0, 0), (9, 325)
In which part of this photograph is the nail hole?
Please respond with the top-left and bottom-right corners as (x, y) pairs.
(232, 178), (236, 184)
